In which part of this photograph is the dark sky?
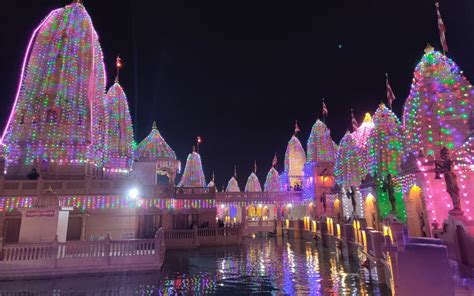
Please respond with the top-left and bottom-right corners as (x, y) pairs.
(2, 0), (474, 188)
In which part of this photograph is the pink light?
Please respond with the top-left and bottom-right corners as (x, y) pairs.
(0, 8), (61, 143)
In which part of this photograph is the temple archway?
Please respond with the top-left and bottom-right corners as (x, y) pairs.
(406, 185), (426, 237)
(333, 199), (341, 221)
(364, 194), (377, 229)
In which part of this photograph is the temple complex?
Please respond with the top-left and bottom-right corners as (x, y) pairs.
(0, 1), (473, 294)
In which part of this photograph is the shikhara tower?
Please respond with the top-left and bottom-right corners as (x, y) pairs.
(2, 1), (106, 177)
(103, 73), (134, 176)
(403, 45), (474, 157)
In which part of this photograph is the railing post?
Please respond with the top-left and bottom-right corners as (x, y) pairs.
(154, 228), (164, 263)
(0, 236), (4, 261)
(105, 233), (111, 266)
(193, 225), (199, 247)
(52, 234), (58, 269)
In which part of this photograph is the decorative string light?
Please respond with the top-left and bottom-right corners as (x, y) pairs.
(403, 45), (473, 157)
(2, 2), (107, 168)
(334, 131), (366, 188)
(178, 150), (206, 187)
(284, 135), (306, 187)
(264, 167), (282, 192)
(306, 120), (337, 164)
(103, 80), (134, 175)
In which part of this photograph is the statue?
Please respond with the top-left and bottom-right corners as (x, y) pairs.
(346, 186), (357, 217)
(382, 174), (396, 214)
(321, 192), (327, 213)
(435, 146), (462, 214)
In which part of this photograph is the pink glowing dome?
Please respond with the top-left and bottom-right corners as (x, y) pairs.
(226, 176), (240, 192)
(2, 2), (106, 166)
(245, 172), (262, 192)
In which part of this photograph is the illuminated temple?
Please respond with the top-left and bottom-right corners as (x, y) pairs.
(0, 2), (473, 293)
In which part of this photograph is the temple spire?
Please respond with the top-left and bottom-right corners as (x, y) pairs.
(272, 153), (278, 168)
(152, 121), (157, 130)
(254, 160), (257, 173)
(115, 55), (122, 83)
(234, 165), (237, 178)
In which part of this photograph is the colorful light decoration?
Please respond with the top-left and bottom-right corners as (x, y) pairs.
(334, 131), (366, 188)
(306, 119), (337, 164)
(0, 195), (215, 212)
(178, 150), (206, 187)
(135, 122), (177, 161)
(284, 135), (306, 187)
(103, 82), (134, 174)
(2, 2), (107, 167)
(368, 104), (405, 178)
(353, 113), (374, 172)
(245, 172), (262, 192)
(264, 167), (282, 192)
(367, 104), (407, 221)
(226, 177), (241, 192)
(403, 45), (474, 157)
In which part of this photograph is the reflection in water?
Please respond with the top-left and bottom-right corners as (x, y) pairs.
(0, 238), (389, 295)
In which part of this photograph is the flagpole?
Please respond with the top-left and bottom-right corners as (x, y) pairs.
(322, 98), (326, 124)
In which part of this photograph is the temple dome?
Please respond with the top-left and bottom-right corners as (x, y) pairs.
(306, 120), (337, 163)
(135, 122), (176, 161)
(335, 131), (366, 187)
(226, 177), (240, 192)
(368, 104), (405, 178)
(2, 2), (106, 166)
(284, 135), (306, 186)
(103, 82), (134, 173)
(245, 172), (262, 192)
(353, 113), (374, 150)
(178, 151), (206, 187)
(403, 46), (474, 157)
(264, 167), (282, 192)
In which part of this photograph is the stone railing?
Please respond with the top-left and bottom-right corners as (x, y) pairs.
(0, 178), (172, 198)
(0, 231), (165, 279)
(164, 227), (240, 248)
(216, 191), (304, 203)
(173, 187), (216, 199)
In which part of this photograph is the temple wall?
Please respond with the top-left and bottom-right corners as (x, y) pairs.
(84, 210), (137, 240)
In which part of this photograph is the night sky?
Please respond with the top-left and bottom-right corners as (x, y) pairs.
(2, 1), (474, 188)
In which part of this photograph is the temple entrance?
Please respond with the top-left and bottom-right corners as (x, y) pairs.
(156, 174), (170, 186)
(138, 214), (162, 238)
(364, 194), (377, 229)
(66, 215), (82, 241)
(333, 199), (341, 221)
(406, 185), (426, 237)
(3, 210), (21, 243)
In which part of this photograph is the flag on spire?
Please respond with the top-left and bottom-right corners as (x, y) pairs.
(294, 120), (301, 135)
(272, 153), (278, 167)
(385, 73), (396, 109)
(322, 99), (328, 117)
(234, 165), (237, 177)
(351, 109), (358, 132)
(435, 2), (448, 53)
(115, 55), (122, 83)
(254, 160), (257, 173)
